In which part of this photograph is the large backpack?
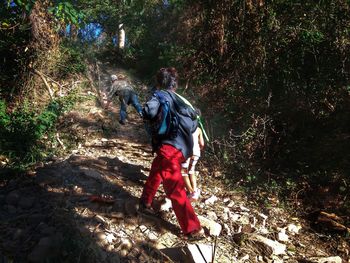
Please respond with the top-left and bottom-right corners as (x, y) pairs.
(173, 92), (209, 142)
(143, 90), (180, 140)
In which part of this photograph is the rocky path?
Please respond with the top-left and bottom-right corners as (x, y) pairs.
(0, 62), (348, 262)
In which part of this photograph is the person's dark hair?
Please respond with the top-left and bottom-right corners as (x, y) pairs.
(156, 68), (166, 87)
(165, 67), (178, 90)
(156, 67), (178, 90)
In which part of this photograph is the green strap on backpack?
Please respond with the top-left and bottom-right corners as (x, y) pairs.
(174, 92), (209, 142)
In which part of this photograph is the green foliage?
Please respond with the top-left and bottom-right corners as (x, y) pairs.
(58, 42), (87, 77)
(175, 0), (349, 193)
(48, 1), (85, 26)
(0, 100), (10, 127)
(0, 1), (32, 97)
(8, 0), (35, 12)
(123, 2), (186, 76)
(0, 94), (77, 170)
(77, 0), (138, 35)
(0, 1), (86, 172)
(5, 0), (84, 25)
(300, 29), (325, 45)
(0, 0), (87, 100)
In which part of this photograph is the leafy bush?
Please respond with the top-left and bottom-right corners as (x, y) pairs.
(0, 94), (77, 171)
(169, 1), (350, 214)
(58, 42), (87, 77)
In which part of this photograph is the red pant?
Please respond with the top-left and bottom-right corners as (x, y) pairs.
(141, 144), (201, 234)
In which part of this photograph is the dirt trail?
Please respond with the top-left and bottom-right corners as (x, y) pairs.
(0, 62), (348, 262)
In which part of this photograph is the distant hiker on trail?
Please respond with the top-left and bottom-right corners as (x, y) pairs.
(104, 74), (143, 125)
(182, 113), (205, 201)
(139, 67), (205, 241)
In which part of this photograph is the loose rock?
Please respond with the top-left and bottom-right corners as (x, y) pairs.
(308, 256), (342, 263)
(198, 215), (222, 236)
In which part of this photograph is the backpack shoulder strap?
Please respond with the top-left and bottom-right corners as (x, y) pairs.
(155, 90), (168, 102)
(165, 91), (191, 112)
(174, 92), (195, 110)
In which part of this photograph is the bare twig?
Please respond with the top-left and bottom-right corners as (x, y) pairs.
(33, 69), (54, 100)
(0, 23), (20, 30)
(267, 90), (272, 108)
(37, 70), (63, 89)
(56, 132), (66, 150)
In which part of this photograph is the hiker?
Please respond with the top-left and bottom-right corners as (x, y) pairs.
(181, 114), (205, 201)
(140, 67), (205, 240)
(104, 74), (143, 125)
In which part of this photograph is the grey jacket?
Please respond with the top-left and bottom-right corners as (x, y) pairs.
(107, 80), (134, 102)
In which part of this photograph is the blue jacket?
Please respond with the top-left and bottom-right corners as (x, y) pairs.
(143, 90), (198, 159)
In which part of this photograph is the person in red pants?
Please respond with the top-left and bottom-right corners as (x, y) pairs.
(140, 67), (204, 240)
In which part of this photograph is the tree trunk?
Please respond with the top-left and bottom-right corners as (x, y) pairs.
(118, 24), (125, 49)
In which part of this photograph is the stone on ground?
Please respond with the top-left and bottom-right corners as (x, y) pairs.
(250, 234), (286, 255)
(198, 215), (222, 236)
(309, 256), (342, 263)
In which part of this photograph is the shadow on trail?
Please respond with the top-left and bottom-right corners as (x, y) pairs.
(0, 154), (178, 262)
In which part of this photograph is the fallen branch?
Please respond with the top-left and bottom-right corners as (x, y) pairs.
(33, 68), (83, 97)
(0, 23), (20, 31)
(33, 69), (54, 100)
(89, 195), (115, 204)
(317, 211), (350, 233)
(56, 132), (66, 150)
(38, 70), (63, 90)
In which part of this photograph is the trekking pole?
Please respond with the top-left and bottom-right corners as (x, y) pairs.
(198, 117), (209, 142)
(212, 235), (218, 263)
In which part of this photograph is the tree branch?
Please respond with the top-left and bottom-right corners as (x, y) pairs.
(33, 69), (54, 100)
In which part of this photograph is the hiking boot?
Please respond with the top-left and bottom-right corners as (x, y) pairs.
(139, 111), (143, 118)
(184, 228), (205, 241)
(138, 202), (156, 216)
(119, 119), (126, 125)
